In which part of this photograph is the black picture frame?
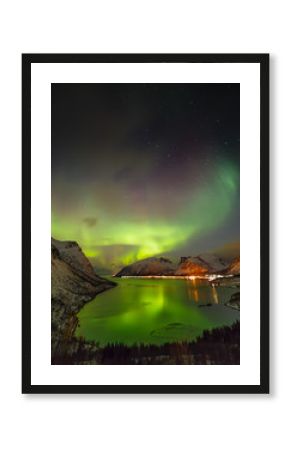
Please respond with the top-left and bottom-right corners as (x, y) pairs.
(22, 53), (269, 394)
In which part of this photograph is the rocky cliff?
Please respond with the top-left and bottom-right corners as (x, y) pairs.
(51, 237), (116, 359)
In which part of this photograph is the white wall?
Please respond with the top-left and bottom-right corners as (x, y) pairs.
(0, 1), (287, 449)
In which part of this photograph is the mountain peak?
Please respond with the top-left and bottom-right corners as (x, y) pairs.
(115, 252), (237, 277)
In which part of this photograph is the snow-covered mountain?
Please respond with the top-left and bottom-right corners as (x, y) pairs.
(115, 256), (177, 277)
(115, 253), (236, 277)
(51, 237), (103, 284)
(224, 256), (240, 275)
(176, 254), (228, 276)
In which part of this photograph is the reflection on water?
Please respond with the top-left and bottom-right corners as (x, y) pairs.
(211, 285), (219, 304)
(186, 278), (219, 305)
(76, 277), (239, 346)
(186, 277), (199, 303)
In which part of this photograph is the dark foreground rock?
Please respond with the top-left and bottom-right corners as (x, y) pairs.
(52, 321), (240, 365)
(51, 237), (116, 360)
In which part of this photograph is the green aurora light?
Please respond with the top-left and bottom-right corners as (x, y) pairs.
(52, 160), (239, 269)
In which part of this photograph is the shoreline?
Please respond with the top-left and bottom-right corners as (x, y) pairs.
(114, 274), (236, 281)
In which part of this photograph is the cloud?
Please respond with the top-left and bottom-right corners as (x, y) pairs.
(83, 217), (98, 228)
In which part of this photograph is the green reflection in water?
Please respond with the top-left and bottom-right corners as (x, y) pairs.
(76, 278), (239, 346)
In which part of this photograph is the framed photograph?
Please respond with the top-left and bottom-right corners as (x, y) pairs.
(22, 53), (269, 394)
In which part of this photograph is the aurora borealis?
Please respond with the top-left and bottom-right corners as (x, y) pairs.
(52, 83), (240, 272)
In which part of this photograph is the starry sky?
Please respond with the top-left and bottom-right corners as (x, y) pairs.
(52, 83), (240, 273)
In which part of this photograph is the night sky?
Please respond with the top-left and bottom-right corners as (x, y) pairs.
(52, 83), (240, 272)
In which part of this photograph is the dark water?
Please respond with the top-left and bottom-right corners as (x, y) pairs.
(76, 277), (239, 346)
